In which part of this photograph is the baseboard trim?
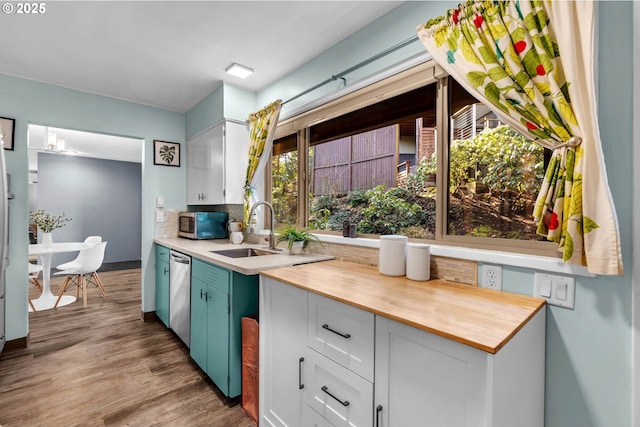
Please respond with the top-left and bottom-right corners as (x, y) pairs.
(1, 334), (30, 354)
(141, 310), (156, 322)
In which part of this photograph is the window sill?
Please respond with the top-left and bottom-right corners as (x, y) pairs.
(316, 234), (596, 278)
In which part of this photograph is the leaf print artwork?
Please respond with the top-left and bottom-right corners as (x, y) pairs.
(159, 144), (175, 164)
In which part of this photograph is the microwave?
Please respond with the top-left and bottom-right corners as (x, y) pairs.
(178, 211), (228, 240)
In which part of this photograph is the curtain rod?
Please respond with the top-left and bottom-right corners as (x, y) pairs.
(282, 35), (420, 106)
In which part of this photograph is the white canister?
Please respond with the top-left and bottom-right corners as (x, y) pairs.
(378, 235), (408, 276)
(406, 243), (431, 281)
(230, 231), (244, 244)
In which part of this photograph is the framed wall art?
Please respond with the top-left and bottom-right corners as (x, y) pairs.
(0, 117), (15, 151)
(153, 140), (180, 167)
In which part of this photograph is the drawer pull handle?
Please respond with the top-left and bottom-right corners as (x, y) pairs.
(376, 404), (383, 427)
(298, 357), (304, 390)
(321, 385), (350, 407)
(322, 324), (351, 339)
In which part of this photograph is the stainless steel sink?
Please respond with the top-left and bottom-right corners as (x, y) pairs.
(210, 248), (277, 258)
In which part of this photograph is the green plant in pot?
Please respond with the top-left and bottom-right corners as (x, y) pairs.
(276, 225), (323, 255)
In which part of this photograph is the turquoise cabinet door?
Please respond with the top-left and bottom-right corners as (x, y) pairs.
(190, 277), (208, 372)
(206, 285), (230, 395)
(155, 245), (170, 327)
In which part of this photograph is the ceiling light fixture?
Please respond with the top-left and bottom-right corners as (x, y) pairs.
(225, 63), (254, 79)
(43, 128), (77, 155)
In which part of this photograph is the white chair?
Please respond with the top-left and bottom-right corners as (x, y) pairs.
(28, 262), (43, 311)
(54, 241), (108, 308)
(55, 235), (102, 271)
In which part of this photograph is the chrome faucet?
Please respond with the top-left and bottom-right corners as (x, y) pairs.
(248, 201), (281, 251)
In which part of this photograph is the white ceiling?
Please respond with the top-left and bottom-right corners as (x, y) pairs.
(2, 1), (402, 113)
(11, 1), (402, 165)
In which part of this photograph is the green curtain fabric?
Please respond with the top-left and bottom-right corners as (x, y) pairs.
(244, 100), (282, 225)
(417, 0), (622, 275)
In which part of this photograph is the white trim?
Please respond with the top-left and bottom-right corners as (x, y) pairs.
(632, 1), (640, 425)
(316, 234), (596, 278)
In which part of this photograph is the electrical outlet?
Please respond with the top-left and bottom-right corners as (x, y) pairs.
(482, 264), (503, 291)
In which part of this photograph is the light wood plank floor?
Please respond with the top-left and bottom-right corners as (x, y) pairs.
(0, 269), (255, 427)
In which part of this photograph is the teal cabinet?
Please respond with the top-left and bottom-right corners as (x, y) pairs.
(155, 244), (170, 327)
(190, 258), (258, 398)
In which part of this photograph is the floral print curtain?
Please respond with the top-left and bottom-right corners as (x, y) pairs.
(417, 0), (622, 275)
(244, 100), (282, 225)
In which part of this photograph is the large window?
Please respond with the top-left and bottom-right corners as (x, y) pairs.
(270, 67), (553, 255)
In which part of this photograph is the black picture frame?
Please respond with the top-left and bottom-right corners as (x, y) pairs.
(153, 140), (180, 167)
(0, 117), (15, 151)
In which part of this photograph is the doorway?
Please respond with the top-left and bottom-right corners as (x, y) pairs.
(27, 124), (143, 312)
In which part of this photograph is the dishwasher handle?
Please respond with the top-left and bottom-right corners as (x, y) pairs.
(170, 250), (191, 264)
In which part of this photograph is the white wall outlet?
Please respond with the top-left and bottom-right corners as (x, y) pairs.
(481, 264), (503, 291)
(534, 273), (575, 309)
(156, 210), (165, 223)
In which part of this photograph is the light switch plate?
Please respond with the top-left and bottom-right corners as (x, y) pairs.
(534, 273), (575, 309)
(156, 196), (165, 208)
(156, 210), (165, 223)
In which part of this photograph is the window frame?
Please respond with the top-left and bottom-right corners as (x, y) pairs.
(269, 62), (559, 258)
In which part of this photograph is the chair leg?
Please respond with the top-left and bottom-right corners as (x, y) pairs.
(82, 275), (88, 308)
(92, 272), (107, 297)
(30, 277), (43, 293)
(28, 299), (36, 312)
(54, 276), (72, 308)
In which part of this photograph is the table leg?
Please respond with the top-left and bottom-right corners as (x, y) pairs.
(29, 253), (76, 311)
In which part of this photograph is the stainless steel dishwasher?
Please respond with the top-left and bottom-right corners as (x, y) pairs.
(169, 250), (191, 347)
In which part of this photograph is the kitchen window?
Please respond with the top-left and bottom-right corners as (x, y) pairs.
(271, 62), (555, 256)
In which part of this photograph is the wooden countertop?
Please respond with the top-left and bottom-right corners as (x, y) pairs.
(261, 260), (546, 354)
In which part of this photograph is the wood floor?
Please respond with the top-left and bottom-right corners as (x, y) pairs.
(0, 269), (255, 427)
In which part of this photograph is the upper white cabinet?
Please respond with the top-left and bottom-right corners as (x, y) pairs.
(186, 120), (249, 205)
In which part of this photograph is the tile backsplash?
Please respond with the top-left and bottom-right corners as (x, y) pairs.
(312, 241), (478, 286)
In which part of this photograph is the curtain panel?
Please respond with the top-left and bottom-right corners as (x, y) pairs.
(417, 0), (622, 275)
(244, 100), (282, 225)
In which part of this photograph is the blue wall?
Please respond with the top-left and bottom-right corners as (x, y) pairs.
(38, 153), (142, 265)
(0, 74), (186, 340)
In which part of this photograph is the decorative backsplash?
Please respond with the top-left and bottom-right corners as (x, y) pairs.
(311, 241), (478, 286)
(154, 209), (180, 238)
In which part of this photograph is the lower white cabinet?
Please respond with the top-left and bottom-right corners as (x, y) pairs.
(260, 276), (545, 427)
(303, 349), (373, 427)
(375, 310), (545, 427)
(260, 277), (308, 427)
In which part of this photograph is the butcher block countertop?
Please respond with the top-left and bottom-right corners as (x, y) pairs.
(261, 260), (546, 354)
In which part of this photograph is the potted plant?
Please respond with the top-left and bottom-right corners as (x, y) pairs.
(29, 210), (72, 245)
(276, 225), (323, 255)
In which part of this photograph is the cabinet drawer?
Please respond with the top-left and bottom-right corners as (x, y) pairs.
(155, 244), (170, 263)
(303, 349), (373, 427)
(192, 258), (230, 293)
(307, 293), (374, 381)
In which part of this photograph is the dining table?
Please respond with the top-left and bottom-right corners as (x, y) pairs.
(28, 241), (91, 311)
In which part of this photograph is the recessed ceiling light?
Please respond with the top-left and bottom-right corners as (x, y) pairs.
(225, 63), (254, 79)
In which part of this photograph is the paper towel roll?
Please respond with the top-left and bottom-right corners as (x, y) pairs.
(406, 243), (430, 281)
(379, 235), (407, 276)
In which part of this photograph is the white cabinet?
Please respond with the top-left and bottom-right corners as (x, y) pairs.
(261, 274), (546, 427)
(375, 310), (546, 427)
(186, 120), (249, 205)
(260, 277), (374, 427)
(260, 277), (308, 427)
